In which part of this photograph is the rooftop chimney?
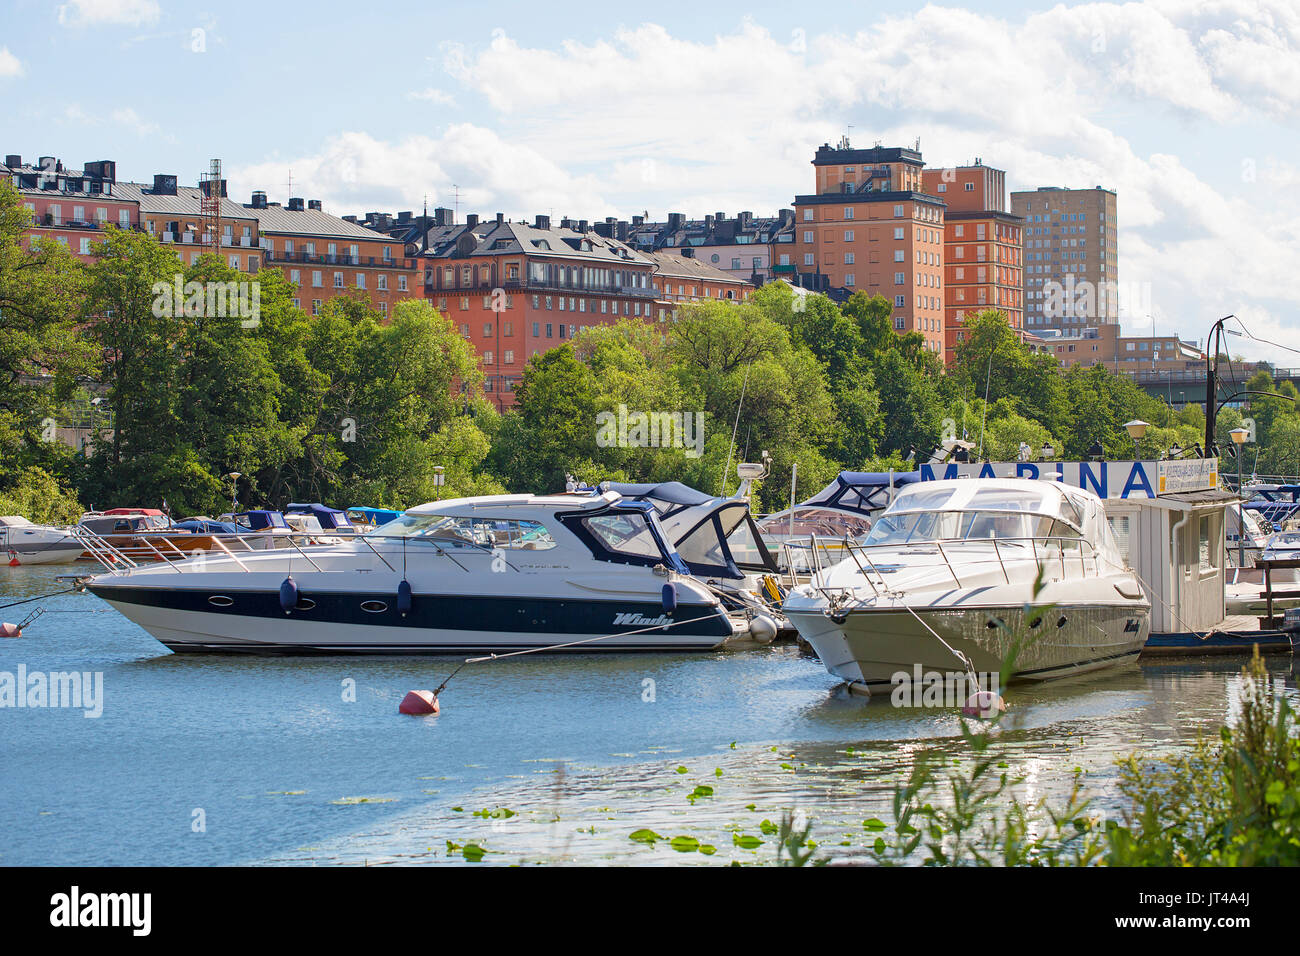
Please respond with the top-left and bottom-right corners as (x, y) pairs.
(4, 155), (20, 168)
(433, 206), (454, 226)
(287, 197), (305, 211)
(534, 214), (550, 230)
(307, 199), (322, 211)
(495, 212), (504, 223)
(466, 213), (480, 229)
(250, 190), (268, 209)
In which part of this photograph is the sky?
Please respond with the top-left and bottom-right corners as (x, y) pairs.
(1, 0), (1298, 359)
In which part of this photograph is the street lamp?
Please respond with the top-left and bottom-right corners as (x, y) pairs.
(433, 465), (445, 501)
(226, 472), (241, 515)
(1230, 427), (1249, 570)
(1124, 419), (1149, 460)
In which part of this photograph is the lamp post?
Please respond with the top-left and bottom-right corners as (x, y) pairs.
(1230, 426), (1249, 569)
(226, 472), (241, 515)
(1123, 419), (1149, 460)
(433, 465), (445, 501)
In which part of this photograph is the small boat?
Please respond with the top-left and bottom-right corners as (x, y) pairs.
(82, 491), (772, 654)
(345, 507), (402, 532)
(0, 515), (83, 565)
(286, 503), (358, 537)
(76, 509), (218, 562)
(782, 478), (1151, 694)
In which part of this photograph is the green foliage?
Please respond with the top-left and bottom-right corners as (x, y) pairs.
(0, 466), (84, 524)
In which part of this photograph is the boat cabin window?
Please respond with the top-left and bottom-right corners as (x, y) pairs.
(371, 514), (557, 550)
(580, 513), (662, 560)
(865, 510), (1078, 546)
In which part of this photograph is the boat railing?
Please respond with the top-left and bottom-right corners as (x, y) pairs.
(72, 526), (140, 572)
(786, 534), (1105, 593)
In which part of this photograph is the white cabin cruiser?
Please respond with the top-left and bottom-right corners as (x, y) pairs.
(782, 478), (1151, 693)
(0, 516), (83, 565)
(83, 492), (765, 654)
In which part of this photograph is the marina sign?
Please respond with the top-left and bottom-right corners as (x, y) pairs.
(917, 459), (1218, 500)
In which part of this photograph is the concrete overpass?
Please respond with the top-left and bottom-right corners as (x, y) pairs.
(1131, 365), (1300, 409)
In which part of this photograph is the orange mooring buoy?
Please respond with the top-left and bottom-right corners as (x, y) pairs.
(1, 622), (21, 638)
(7, 551), (19, 567)
(399, 690), (440, 715)
(962, 690), (1006, 719)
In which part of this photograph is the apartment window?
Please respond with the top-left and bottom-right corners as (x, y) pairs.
(731, 257), (742, 270)
(383, 246), (392, 262)
(895, 295), (905, 307)
(460, 297), (470, 311)
(844, 252), (855, 264)
(79, 238), (91, 254)
(311, 270), (322, 287)
(845, 273), (855, 287)
(802, 209), (814, 221)
(398, 275), (407, 292)
(484, 351), (494, 365)
(483, 323), (493, 336)
(546, 323), (553, 338)
(937, 183), (947, 192)
(532, 322), (540, 336)
(779, 254), (790, 266)
(803, 231), (814, 243)
(356, 273), (366, 289)
(843, 207), (854, 219)
(504, 350), (514, 364)
(964, 182), (974, 191)
(378, 275), (388, 290)
(894, 271), (905, 285)
(333, 272), (344, 288)
(803, 253), (814, 266)
(290, 269), (301, 284)
(893, 204), (904, 217)
(292, 298), (300, 310)
(119, 209), (130, 226)
(229, 255), (239, 269)
(893, 249), (904, 262)
(379, 301), (387, 317)
(893, 227), (904, 240)
(312, 299), (321, 315)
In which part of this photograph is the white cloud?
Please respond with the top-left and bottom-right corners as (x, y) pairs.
(0, 47), (22, 77)
(237, 8), (1300, 359)
(110, 107), (160, 137)
(408, 88), (457, 107)
(58, 0), (161, 28)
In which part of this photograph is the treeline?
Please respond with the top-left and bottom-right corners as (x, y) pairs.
(0, 179), (1278, 520)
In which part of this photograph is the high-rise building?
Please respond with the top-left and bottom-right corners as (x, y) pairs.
(921, 162), (1023, 365)
(792, 140), (946, 356)
(1012, 186), (1118, 334)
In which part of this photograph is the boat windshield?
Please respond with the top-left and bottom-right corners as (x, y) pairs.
(371, 513), (557, 550)
(865, 509), (1081, 546)
(1267, 531), (1300, 550)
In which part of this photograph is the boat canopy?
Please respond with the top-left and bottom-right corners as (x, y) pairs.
(233, 510), (290, 531)
(286, 503), (355, 530)
(345, 506), (402, 526)
(0, 515), (33, 527)
(800, 471), (924, 515)
(599, 480), (778, 578)
(868, 478), (1124, 564)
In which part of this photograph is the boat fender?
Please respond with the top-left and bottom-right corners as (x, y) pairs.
(399, 690), (440, 715)
(962, 690), (1006, 719)
(7, 550), (18, 567)
(279, 575), (298, 614)
(0, 622), (20, 638)
(397, 579), (413, 616)
(661, 582), (677, 614)
(748, 613), (778, 644)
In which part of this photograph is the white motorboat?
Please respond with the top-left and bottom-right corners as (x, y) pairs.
(83, 491), (770, 654)
(782, 478), (1151, 694)
(0, 515), (83, 565)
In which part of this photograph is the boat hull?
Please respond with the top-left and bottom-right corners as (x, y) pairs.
(4, 541), (84, 565)
(88, 583), (738, 654)
(786, 602), (1149, 692)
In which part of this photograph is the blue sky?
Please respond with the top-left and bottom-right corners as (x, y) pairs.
(2, 0), (1298, 358)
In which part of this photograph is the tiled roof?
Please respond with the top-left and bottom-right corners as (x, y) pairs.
(643, 250), (752, 284)
(423, 220), (652, 266)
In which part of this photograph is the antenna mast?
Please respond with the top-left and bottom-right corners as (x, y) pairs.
(199, 158), (223, 255)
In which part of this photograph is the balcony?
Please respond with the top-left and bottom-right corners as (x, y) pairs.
(424, 276), (656, 298)
(264, 248), (416, 270)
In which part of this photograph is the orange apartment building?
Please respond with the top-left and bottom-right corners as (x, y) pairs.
(643, 249), (754, 319)
(251, 194), (420, 318)
(422, 213), (661, 410)
(4, 154), (140, 260)
(113, 176), (264, 274)
(793, 141), (946, 356)
(921, 163), (1024, 365)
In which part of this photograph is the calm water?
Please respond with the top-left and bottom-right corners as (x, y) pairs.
(2, 564), (1296, 866)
